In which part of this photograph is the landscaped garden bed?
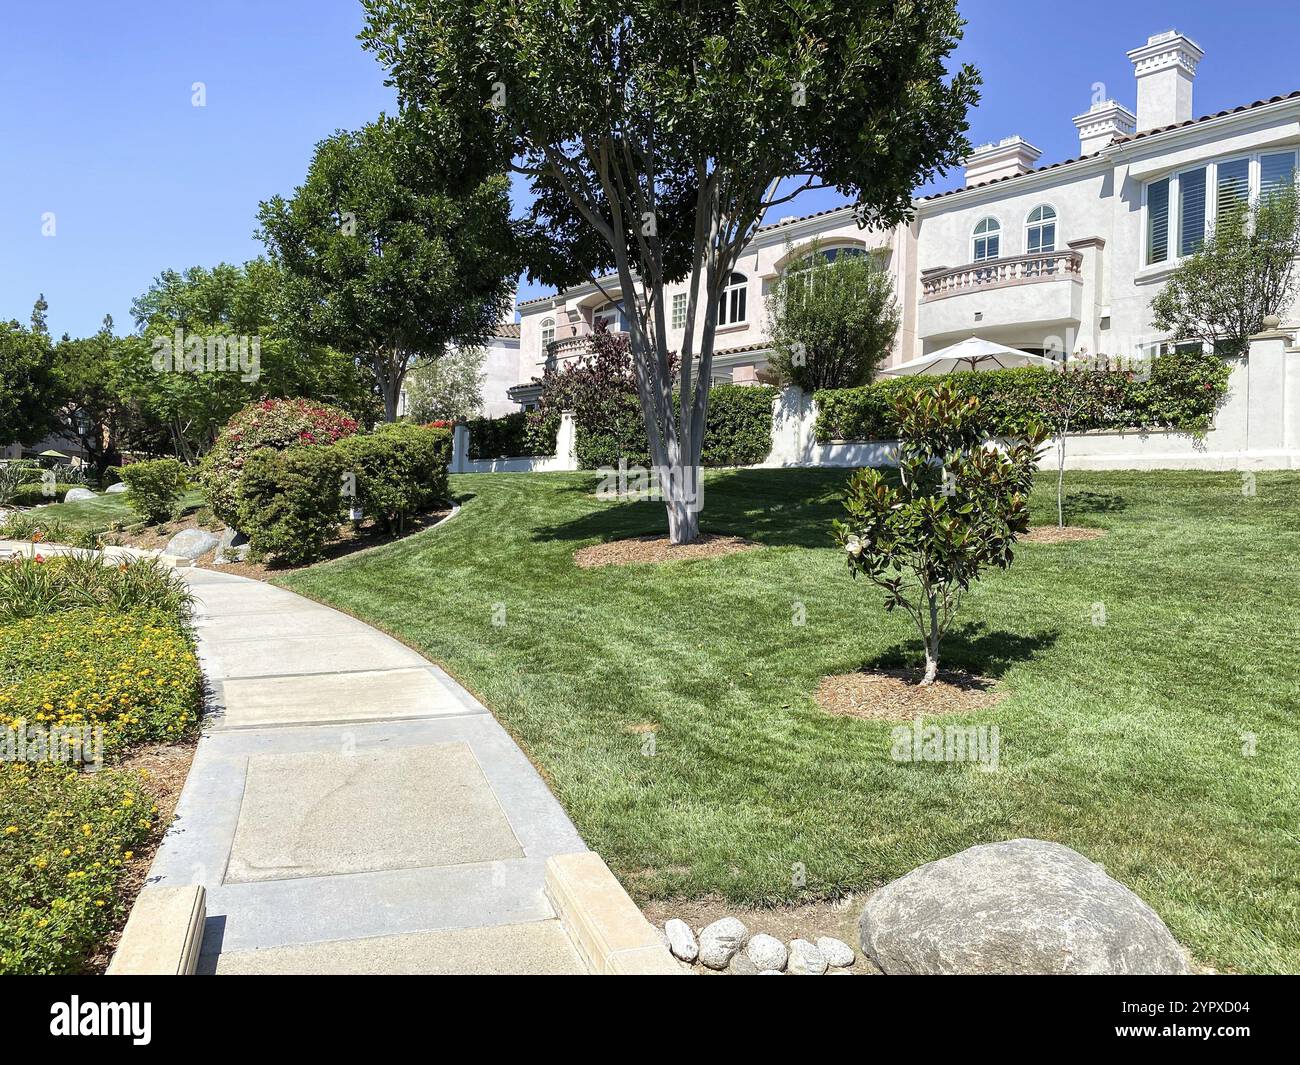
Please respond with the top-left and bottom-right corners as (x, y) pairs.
(278, 465), (1300, 974)
(0, 555), (203, 974)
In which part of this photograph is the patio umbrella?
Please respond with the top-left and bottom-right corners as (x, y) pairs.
(37, 449), (70, 459)
(880, 337), (1060, 376)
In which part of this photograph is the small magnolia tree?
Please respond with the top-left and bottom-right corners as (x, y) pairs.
(834, 384), (1046, 685)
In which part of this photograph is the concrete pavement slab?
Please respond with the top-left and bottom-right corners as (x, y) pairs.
(199, 631), (427, 679)
(225, 743), (524, 883)
(217, 667), (475, 728)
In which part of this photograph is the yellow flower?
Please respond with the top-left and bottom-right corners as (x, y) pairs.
(3, 825), (17, 835)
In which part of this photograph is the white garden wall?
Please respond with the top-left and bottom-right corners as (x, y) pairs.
(763, 330), (1300, 472)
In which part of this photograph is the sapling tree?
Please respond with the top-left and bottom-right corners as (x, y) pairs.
(835, 383), (1046, 685)
(361, 0), (979, 542)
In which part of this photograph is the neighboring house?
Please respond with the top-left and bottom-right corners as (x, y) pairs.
(397, 315), (523, 420)
(505, 28), (1300, 409)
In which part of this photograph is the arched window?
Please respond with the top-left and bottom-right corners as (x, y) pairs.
(718, 273), (748, 326)
(593, 302), (627, 332)
(539, 317), (555, 353)
(972, 217), (1000, 262)
(1025, 205), (1057, 254)
(787, 244), (868, 273)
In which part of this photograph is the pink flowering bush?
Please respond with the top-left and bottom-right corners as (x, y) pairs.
(199, 399), (359, 526)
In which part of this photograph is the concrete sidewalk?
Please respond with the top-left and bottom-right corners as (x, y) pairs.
(147, 568), (590, 974)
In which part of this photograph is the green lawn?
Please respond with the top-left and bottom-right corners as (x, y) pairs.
(2, 490), (204, 536)
(279, 468), (1300, 974)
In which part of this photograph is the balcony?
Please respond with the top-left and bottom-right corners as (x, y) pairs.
(921, 250), (1083, 302)
(918, 250), (1084, 346)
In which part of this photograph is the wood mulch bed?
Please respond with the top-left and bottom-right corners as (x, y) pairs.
(815, 668), (1006, 721)
(574, 533), (759, 569)
(87, 740), (197, 973)
(1022, 525), (1106, 544)
(108, 507), (453, 582)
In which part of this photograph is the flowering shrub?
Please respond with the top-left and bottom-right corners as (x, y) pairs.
(0, 763), (155, 974)
(119, 458), (188, 524)
(199, 399), (359, 526)
(0, 608), (203, 753)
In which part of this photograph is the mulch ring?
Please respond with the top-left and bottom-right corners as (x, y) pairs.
(574, 533), (760, 569)
(1022, 525), (1106, 544)
(815, 668), (1006, 721)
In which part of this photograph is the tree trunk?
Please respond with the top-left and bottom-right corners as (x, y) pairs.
(920, 591), (941, 686)
(1057, 437), (1066, 529)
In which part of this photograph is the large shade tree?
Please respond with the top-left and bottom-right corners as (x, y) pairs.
(257, 115), (520, 422)
(362, 0), (978, 541)
(1, 309), (61, 448)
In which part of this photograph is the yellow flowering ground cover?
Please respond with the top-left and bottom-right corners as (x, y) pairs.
(0, 763), (155, 974)
(0, 572), (203, 973)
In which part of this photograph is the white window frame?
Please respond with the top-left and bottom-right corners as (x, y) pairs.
(593, 301), (628, 332)
(1143, 148), (1298, 268)
(718, 273), (748, 326)
(1025, 204), (1057, 255)
(971, 217), (1001, 263)
(539, 317), (555, 353)
(671, 292), (687, 330)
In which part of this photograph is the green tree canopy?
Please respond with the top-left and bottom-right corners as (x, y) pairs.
(1152, 179), (1300, 356)
(1, 317), (62, 449)
(767, 243), (902, 391)
(257, 114), (520, 421)
(361, 0), (978, 541)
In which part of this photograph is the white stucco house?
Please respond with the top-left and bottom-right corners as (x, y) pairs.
(483, 28), (1298, 413)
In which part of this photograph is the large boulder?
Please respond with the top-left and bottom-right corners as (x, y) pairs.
(164, 528), (220, 562)
(64, 487), (96, 502)
(105, 482), (129, 494)
(859, 839), (1190, 975)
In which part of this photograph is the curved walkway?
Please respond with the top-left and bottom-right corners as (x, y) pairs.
(148, 567), (589, 974)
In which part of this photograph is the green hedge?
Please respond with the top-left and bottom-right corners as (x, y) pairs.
(119, 458), (188, 524)
(814, 353), (1232, 441)
(336, 424), (451, 533)
(466, 412), (534, 459)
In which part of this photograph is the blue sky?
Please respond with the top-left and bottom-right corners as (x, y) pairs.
(3, 0), (1297, 338)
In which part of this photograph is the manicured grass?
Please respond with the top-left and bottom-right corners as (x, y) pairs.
(279, 468), (1300, 973)
(2, 490), (204, 536)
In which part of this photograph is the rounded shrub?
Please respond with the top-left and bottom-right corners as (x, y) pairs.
(119, 458), (188, 524)
(200, 399), (359, 527)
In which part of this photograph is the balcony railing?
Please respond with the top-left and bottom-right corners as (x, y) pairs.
(921, 250), (1083, 302)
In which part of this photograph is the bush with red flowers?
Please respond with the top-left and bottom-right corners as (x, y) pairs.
(199, 399), (359, 526)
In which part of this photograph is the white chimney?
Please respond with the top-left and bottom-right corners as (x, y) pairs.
(963, 136), (1042, 187)
(1072, 100), (1137, 156)
(1127, 30), (1204, 131)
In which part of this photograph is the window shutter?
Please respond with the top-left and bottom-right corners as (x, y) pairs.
(1216, 158), (1250, 224)
(1179, 168), (1207, 256)
(1148, 178), (1170, 263)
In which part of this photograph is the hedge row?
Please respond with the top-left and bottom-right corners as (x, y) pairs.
(813, 353), (1232, 442)
(468, 385), (778, 470)
(234, 423), (452, 563)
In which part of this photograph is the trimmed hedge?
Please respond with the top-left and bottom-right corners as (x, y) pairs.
(702, 385), (779, 467)
(466, 412), (533, 459)
(814, 353), (1232, 441)
(236, 445), (344, 565)
(336, 424), (452, 533)
(119, 458), (188, 524)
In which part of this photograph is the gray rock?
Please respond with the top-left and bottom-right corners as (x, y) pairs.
(859, 839), (1191, 975)
(64, 487), (96, 502)
(164, 528), (220, 561)
(664, 918), (698, 964)
(698, 917), (748, 970)
(104, 482), (129, 494)
(759, 970), (783, 976)
(817, 936), (855, 968)
(215, 526), (250, 563)
(727, 951), (758, 976)
(787, 939), (828, 975)
(745, 933), (788, 972)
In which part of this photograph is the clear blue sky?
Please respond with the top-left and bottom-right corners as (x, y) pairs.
(3, 0), (1297, 339)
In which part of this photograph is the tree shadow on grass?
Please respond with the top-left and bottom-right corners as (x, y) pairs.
(865, 621), (1060, 681)
(1064, 489), (1128, 516)
(531, 467), (858, 548)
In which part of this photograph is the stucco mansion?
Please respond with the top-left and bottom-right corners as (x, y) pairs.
(472, 29), (1300, 416)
